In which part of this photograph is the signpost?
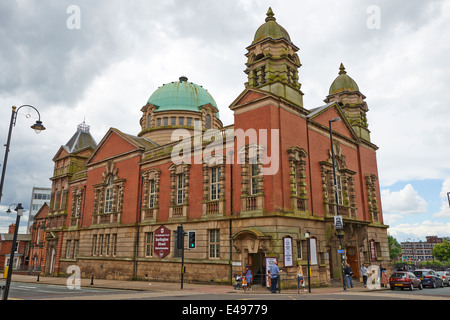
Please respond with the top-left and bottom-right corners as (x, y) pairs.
(334, 215), (343, 230)
(154, 225), (171, 258)
(283, 236), (293, 267)
(176, 225), (187, 289)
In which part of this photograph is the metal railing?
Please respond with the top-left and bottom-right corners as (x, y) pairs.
(232, 274), (306, 293)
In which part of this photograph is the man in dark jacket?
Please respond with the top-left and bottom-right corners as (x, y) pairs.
(344, 264), (354, 288)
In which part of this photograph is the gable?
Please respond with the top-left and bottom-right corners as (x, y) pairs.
(229, 88), (267, 110)
(307, 102), (359, 142)
(52, 146), (70, 162)
(87, 129), (143, 165)
(34, 203), (49, 220)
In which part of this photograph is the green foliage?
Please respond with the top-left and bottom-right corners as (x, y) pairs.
(433, 241), (450, 262)
(388, 234), (402, 261)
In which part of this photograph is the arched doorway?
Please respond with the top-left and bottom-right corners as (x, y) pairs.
(231, 229), (271, 285)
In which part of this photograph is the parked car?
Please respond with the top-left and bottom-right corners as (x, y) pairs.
(437, 271), (450, 287)
(389, 271), (423, 291)
(413, 269), (444, 288)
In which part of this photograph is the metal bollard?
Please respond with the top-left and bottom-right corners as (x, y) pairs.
(90, 274), (94, 285)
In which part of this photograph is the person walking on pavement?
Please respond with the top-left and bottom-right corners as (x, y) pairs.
(244, 266), (253, 290)
(360, 264), (368, 288)
(297, 265), (306, 293)
(269, 260), (281, 293)
(344, 264), (354, 288)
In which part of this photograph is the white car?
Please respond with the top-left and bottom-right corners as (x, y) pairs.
(437, 271), (450, 287)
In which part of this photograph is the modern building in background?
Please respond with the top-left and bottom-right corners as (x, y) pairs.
(27, 187), (51, 233)
(400, 236), (444, 263)
(29, 8), (389, 285)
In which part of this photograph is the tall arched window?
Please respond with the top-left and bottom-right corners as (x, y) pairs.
(104, 176), (114, 213)
(334, 163), (343, 206)
(146, 113), (152, 129)
(205, 114), (212, 129)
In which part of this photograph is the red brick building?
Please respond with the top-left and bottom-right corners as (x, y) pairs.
(0, 224), (31, 271)
(28, 203), (49, 272)
(30, 8), (389, 285)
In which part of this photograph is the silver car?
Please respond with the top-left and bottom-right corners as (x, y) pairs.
(437, 271), (450, 287)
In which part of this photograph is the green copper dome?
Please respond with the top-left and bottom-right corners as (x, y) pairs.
(148, 76), (218, 116)
(252, 8), (291, 44)
(329, 63), (360, 95)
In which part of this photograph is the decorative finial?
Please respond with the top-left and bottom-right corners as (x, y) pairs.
(77, 120), (90, 132)
(179, 76), (188, 82)
(339, 63), (347, 75)
(265, 7), (275, 22)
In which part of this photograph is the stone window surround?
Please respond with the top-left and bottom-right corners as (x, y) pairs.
(202, 154), (226, 215)
(287, 146), (308, 212)
(92, 161), (125, 225)
(320, 142), (357, 219)
(169, 163), (190, 219)
(141, 168), (161, 221)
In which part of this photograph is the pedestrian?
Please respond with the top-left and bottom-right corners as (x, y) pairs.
(360, 264), (368, 288)
(244, 265), (253, 290)
(269, 260), (281, 293)
(344, 264), (354, 288)
(297, 264), (306, 293)
(380, 264), (387, 288)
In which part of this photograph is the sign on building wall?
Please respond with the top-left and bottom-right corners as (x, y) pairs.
(154, 225), (171, 258)
(283, 236), (293, 267)
(310, 238), (318, 265)
(265, 257), (277, 288)
(370, 239), (376, 261)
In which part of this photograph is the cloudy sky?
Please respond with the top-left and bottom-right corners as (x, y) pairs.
(0, 0), (449, 242)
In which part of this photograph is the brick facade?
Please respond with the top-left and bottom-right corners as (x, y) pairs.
(29, 8), (389, 286)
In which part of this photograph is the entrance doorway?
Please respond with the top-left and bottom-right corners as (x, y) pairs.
(249, 252), (265, 286)
(346, 246), (359, 277)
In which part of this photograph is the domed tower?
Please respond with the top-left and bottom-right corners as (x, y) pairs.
(244, 7), (304, 108)
(138, 76), (222, 145)
(325, 63), (371, 142)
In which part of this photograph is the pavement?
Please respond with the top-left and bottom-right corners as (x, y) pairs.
(5, 273), (389, 296)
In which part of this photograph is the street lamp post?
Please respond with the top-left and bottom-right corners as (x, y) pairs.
(447, 192), (450, 208)
(328, 117), (347, 291)
(2, 203), (24, 300)
(305, 230), (311, 293)
(0, 105), (45, 203)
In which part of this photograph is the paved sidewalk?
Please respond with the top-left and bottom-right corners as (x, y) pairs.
(7, 274), (388, 296)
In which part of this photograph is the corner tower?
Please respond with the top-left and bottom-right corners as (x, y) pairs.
(325, 63), (371, 142)
(244, 8), (304, 108)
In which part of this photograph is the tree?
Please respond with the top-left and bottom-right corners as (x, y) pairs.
(433, 241), (450, 262)
(388, 234), (402, 262)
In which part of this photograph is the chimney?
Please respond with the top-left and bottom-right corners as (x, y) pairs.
(8, 224), (16, 234)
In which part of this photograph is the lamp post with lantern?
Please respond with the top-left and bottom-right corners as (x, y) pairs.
(0, 105), (46, 203)
(2, 203), (24, 300)
(329, 117), (347, 291)
(305, 230), (311, 293)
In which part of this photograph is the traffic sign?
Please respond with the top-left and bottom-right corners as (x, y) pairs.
(334, 215), (343, 230)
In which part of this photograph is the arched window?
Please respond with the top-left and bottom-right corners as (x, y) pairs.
(334, 163), (344, 206)
(146, 113), (152, 129)
(104, 176), (114, 213)
(205, 114), (212, 129)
